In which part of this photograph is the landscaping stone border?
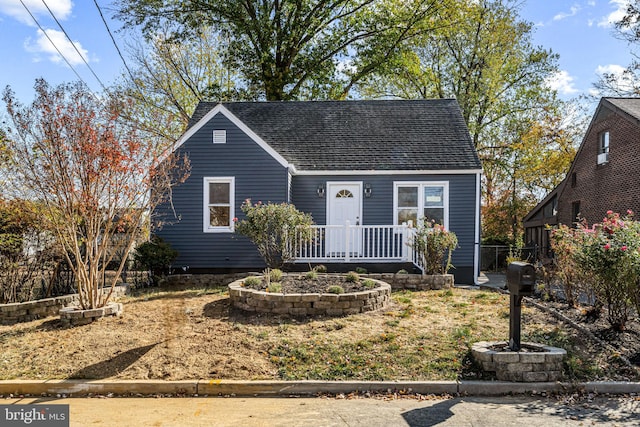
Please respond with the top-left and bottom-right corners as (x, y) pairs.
(0, 286), (128, 325)
(228, 277), (391, 316)
(471, 341), (566, 382)
(59, 302), (124, 327)
(165, 272), (453, 291)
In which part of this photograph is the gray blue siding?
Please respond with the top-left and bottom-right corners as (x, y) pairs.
(156, 114), (288, 270)
(292, 174), (479, 284)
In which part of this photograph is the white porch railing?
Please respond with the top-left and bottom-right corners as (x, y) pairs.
(290, 222), (424, 272)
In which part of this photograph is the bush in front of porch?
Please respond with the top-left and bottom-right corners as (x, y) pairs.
(234, 200), (314, 269)
(410, 221), (458, 275)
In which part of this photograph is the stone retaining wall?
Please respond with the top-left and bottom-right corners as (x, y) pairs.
(228, 278), (391, 316)
(164, 272), (453, 291)
(471, 341), (566, 382)
(0, 286), (128, 325)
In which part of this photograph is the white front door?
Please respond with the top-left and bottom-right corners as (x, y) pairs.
(327, 182), (362, 255)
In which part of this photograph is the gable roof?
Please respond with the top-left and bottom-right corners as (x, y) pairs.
(605, 98), (640, 124)
(183, 99), (481, 172)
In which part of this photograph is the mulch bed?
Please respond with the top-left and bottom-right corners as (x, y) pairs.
(242, 274), (377, 294)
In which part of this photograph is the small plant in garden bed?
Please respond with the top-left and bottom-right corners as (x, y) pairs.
(305, 270), (318, 280)
(240, 273), (381, 294)
(267, 283), (283, 293)
(326, 285), (345, 294)
(345, 271), (360, 283)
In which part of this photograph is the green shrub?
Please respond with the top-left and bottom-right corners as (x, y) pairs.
(269, 268), (284, 282)
(234, 200), (314, 268)
(345, 271), (360, 282)
(409, 221), (458, 275)
(326, 285), (344, 294)
(396, 269), (408, 274)
(363, 279), (376, 288)
(243, 276), (261, 287)
(268, 282), (283, 293)
(133, 236), (178, 284)
(355, 267), (368, 274)
(305, 270), (318, 280)
(314, 265), (327, 273)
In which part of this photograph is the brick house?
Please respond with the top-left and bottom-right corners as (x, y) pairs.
(524, 97), (640, 258)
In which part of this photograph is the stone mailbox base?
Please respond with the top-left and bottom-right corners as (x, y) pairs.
(471, 341), (566, 382)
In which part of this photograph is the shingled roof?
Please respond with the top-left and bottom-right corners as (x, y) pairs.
(604, 98), (640, 124)
(186, 99), (481, 172)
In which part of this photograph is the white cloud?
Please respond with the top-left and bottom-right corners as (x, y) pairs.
(0, 0), (72, 25)
(553, 4), (581, 21)
(595, 63), (638, 93)
(588, 0), (596, 6)
(598, 0), (630, 28)
(25, 28), (88, 66)
(546, 70), (579, 95)
(596, 63), (627, 75)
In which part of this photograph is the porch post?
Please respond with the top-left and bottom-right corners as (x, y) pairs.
(345, 221), (351, 262)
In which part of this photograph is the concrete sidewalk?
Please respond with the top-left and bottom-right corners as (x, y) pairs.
(4, 394), (639, 426)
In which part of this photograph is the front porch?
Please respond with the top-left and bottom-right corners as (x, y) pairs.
(290, 223), (424, 272)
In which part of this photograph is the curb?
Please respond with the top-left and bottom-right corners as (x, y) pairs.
(0, 380), (638, 397)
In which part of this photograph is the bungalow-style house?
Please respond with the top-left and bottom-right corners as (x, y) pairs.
(156, 100), (482, 284)
(524, 97), (640, 258)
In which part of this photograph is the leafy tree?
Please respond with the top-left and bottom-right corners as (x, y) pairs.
(115, 28), (250, 143)
(234, 200), (314, 268)
(2, 79), (189, 309)
(116, 0), (448, 100)
(594, 1), (640, 95)
(359, 0), (578, 243)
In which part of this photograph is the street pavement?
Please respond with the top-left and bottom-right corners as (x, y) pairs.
(4, 394), (640, 426)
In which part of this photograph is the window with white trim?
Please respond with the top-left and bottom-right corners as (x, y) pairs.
(203, 177), (234, 232)
(394, 182), (449, 228)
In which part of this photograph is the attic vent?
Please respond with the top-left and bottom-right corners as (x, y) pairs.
(213, 130), (226, 144)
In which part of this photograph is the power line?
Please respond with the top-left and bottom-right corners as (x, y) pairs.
(92, 0), (137, 85)
(18, 0), (93, 92)
(41, 0), (108, 92)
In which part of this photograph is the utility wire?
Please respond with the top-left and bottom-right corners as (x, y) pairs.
(19, 0), (93, 92)
(92, 0), (138, 85)
(41, 0), (108, 92)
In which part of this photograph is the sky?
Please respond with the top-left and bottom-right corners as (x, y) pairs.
(0, 0), (637, 106)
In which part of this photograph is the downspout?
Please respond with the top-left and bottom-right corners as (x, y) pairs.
(474, 171), (482, 285)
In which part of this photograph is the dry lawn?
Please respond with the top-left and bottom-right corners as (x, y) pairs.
(0, 284), (637, 382)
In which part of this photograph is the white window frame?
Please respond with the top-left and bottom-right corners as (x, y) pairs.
(203, 177), (235, 233)
(393, 181), (449, 228)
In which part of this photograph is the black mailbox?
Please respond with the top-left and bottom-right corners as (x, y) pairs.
(506, 261), (536, 296)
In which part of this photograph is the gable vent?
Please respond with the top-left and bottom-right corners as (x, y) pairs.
(213, 130), (227, 144)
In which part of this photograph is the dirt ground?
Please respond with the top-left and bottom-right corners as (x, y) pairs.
(0, 283), (638, 382)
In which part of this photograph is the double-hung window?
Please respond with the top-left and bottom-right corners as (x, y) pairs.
(203, 177), (234, 232)
(394, 182), (449, 228)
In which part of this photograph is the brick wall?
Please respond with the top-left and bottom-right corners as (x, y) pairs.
(559, 108), (640, 226)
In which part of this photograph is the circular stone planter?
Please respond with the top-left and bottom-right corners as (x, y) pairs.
(228, 278), (391, 316)
(59, 302), (123, 327)
(471, 341), (566, 382)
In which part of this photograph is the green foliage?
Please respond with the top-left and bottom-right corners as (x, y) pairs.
(243, 276), (261, 287)
(268, 282), (283, 293)
(409, 222), (458, 275)
(363, 279), (377, 289)
(345, 271), (360, 283)
(268, 268), (284, 283)
(326, 285), (345, 294)
(551, 211), (640, 330)
(234, 200), (314, 269)
(133, 236), (178, 281)
(305, 270), (318, 280)
(355, 267), (368, 274)
(0, 199), (59, 303)
(117, 0), (442, 101)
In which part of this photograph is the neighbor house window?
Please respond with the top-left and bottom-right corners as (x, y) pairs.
(599, 131), (609, 154)
(394, 182), (449, 228)
(203, 177), (234, 232)
(597, 131), (609, 164)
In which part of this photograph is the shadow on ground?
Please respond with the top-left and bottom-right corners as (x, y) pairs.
(69, 342), (160, 379)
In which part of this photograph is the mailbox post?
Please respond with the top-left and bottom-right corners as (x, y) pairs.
(506, 261), (536, 351)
